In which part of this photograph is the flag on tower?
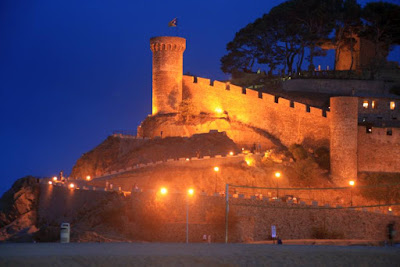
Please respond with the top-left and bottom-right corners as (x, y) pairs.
(168, 18), (177, 27)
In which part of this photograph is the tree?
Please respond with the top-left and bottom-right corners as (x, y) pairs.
(361, 2), (400, 75)
(221, 0), (340, 75)
(332, 0), (362, 70)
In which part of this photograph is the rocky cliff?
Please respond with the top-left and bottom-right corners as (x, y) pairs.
(0, 176), (39, 242)
(70, 132), (243, 179)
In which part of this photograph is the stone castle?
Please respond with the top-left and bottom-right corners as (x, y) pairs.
(138, 36), (400, 184)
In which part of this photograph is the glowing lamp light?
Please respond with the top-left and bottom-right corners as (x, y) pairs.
(69, 183), (75, 189)
(213, 166), (220, 172)
(229, 151), (234, 156)
(188, 188), (194, 196)
(275, 172), (281, 178)
(349, 180), (355, 186)
(245, 159), (252, 166)
(53, 176), (57, 181)
(186, 158), (190, 161)
(389, 207), (392, 212)
(390, 101), (395, 110)
(215, 107), (223, 114)
(160, 187), (168, 195)
(48, 181), (53, 185)
(86, 175), (91, 181)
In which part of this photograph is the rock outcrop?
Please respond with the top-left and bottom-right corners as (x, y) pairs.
(70, 132), (243, 179)
(0, 176), (40, 242)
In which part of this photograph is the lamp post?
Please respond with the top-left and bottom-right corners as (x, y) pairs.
(213, 167), (219, 193)
(349, 180), (355, 206)
(274, 172), (281, 198)
(186, 188), (194, 244)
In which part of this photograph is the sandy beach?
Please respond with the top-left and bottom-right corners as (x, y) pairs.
(0, 242), (399, 266)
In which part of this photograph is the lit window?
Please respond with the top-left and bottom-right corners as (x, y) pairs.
(363, 101), (369, 109)
(390, 101), (396, 110)
(371, 101), (376, 109)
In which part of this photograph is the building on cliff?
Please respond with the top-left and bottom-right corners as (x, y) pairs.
(138, 36), (400, 185)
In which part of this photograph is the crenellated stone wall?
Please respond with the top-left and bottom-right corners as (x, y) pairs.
(182, 75), (330, 149)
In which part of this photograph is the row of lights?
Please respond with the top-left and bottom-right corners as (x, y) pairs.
(160, 187), (195, 196)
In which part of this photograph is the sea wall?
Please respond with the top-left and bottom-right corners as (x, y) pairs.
(37, 183), (400, 243)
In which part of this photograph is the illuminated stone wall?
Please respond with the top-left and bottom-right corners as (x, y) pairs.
(357, 127), (400, 173)
(182, 76), (330, 149)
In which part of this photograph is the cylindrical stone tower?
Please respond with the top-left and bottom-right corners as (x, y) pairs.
(330, 97), (358, 185)
(150, 36), (186, 114)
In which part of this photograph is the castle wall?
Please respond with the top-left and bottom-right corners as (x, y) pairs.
(282, 79), (387, 95)
(329, 97), (358, 183)
(357, 126), (400, 173)
(182, 76), (330, 148)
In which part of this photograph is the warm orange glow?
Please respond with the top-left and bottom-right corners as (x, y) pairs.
(213, 166), (219, 172)
(186, 158), (190, 161)
(188, 188), (194, 196)
(152, 106), (158, 114)
(245, 156), (253, 166)
(215, 107), (223, 114)
(229, 151), (234, 156)
(390, 101), (396, 110)
(389, 207), (392, 212)
(69, 183), (75, 189)
(363, 101), (369, 109)
(371, 101), (376, 109)
(53, 176), (57, 181)
(86, 175), (91, 181)
(160, 187), (168, 195)
(241, 148), (244, 151)
(48, 181), (53, 185)
(275, 172), (281, 178)
(349, 180), (355, 186)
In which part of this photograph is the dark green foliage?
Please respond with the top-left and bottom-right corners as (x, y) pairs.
(221, 0), (399, 75)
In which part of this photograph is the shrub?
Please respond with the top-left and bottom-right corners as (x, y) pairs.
(315, 146), (330, 170)
(290, 158), (322, 187)
(289, 144), (308, 161)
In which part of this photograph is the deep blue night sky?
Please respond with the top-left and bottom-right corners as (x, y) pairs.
(1, 0), (399, 194)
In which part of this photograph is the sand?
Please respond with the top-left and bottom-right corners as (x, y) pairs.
(0, 242), (399, 266)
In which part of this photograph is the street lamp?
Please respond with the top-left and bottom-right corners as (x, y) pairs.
(275, 172), (281, 198)
(160, 187), (168, 195)
(213, 167), (220, 192)
(86, 175), (91, 181)
(349, 180), (355, 206)
(186, 188), (194, 243)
